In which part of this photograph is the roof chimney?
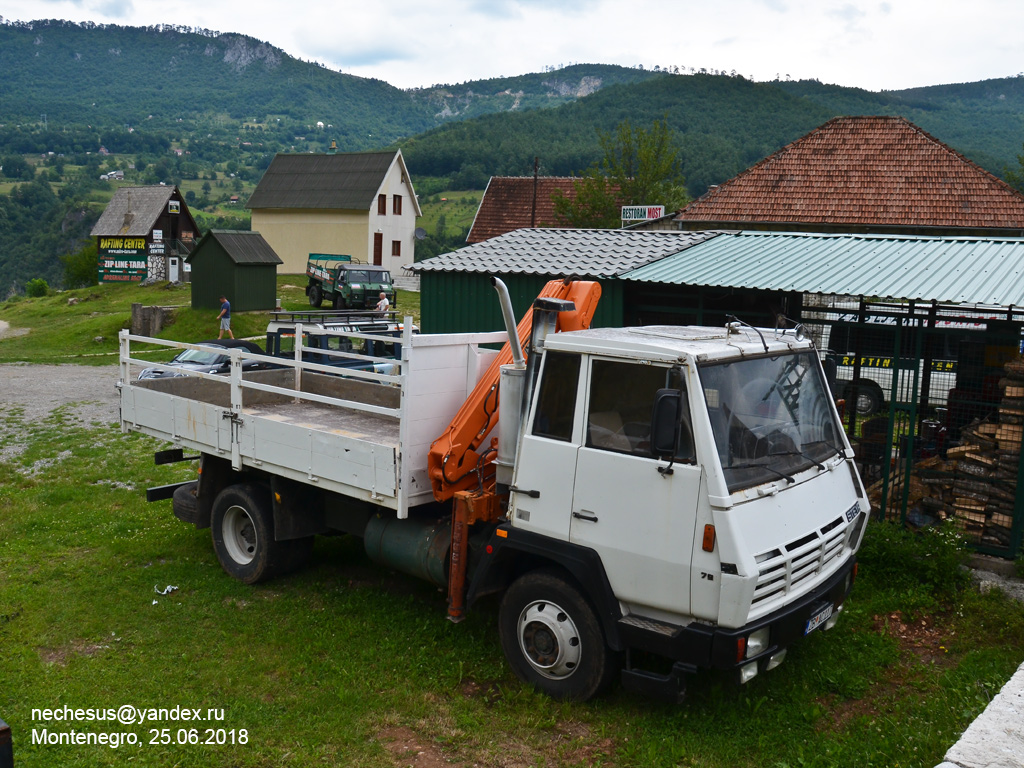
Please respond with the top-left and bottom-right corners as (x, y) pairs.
(328, 140), (337, 154)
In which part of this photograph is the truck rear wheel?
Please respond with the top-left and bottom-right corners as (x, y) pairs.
(844, 380), (883, 416)
(308, 285), (323, 308)
(499, 569), (617, 701)
(211, 483), (290, 584)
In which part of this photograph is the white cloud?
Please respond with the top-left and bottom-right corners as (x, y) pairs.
(2, 0), (1023, 91)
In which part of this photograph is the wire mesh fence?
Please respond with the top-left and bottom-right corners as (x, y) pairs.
(802, 294), (1024, 558)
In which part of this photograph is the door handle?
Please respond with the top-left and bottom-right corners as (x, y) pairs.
(572, 511), (599, 523)
(509, 486), (540, 499)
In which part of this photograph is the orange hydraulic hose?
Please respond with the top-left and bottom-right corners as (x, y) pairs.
(427, 279), (601, 502)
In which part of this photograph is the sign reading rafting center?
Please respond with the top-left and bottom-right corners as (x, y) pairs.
(98, 236), (148, 282)
(621, 205), (666, 223)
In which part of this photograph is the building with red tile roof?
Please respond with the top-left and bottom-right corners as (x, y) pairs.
(672, 116), (1024, 236)
(466, 176), (581, 244)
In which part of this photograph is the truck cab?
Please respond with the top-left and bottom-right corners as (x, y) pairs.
(491, 324), (868, 700)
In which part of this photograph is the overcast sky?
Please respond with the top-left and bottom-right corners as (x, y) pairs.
(4, 1), (1021, 91)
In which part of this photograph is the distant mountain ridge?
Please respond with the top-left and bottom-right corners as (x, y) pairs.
(3, 18), (1022, 175)
(2, 18), (1024, 296)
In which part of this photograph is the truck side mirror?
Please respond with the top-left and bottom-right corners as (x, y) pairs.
(651, 388), (681, 457)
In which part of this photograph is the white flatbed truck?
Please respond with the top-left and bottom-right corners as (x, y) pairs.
(118, 279), (869, 701)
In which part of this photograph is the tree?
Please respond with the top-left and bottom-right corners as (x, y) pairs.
(553, 118), (690, 229)
(1, 155), (34, 181)
(61, 242), (99, 289)
(1005, 146), (1024, 193)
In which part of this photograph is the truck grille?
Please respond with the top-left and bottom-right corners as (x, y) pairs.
(751, 515), (851, 610)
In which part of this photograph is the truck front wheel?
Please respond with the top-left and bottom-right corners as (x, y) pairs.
(499, 569), (617, 701)
(308, 285), (323, 308)
(211, 483), (289, 584)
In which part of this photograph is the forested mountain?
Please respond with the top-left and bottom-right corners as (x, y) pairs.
(1, 18), (1024, 297)
(400, 74), (838, 196)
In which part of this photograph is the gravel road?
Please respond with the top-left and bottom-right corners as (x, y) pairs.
(0, 363), (121, 426)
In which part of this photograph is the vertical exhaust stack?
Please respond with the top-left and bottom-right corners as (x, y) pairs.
(492, 278), (526, 490)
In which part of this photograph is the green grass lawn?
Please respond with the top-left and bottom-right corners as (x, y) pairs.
(1, 281), (1023, 767)
(1, 409), (1022, 766)
(0, 278), (421, 365)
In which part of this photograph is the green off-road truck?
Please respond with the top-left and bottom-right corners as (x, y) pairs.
(305, 255), (395, 310)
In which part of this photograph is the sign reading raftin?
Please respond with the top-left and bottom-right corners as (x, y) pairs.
(621, 205), (665, 221)
(98, 236), (148, 282)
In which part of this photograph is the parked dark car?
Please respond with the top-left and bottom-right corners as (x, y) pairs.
(137, 339), (268, 380)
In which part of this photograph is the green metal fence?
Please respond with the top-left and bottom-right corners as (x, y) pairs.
(803, 295), (1024, 559)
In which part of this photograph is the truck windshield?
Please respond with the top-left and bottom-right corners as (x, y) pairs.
(699, 351), (845, 493)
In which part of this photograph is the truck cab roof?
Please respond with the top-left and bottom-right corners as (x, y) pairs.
(543, 325), (814, 364)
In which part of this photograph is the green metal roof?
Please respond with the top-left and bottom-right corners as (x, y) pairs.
(622, 231), (1024, 307)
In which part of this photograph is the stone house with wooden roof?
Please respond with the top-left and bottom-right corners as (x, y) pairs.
(667, 116), (1024, 236)
(90, 185), (200, 283)
(246, 149), (421, 275)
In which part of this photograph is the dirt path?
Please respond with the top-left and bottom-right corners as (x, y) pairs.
(0, 319), (29, 340)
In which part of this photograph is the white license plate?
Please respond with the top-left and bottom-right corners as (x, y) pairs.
(804, 604), (834, 635)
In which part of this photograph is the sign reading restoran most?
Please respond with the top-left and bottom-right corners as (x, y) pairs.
(621, 205), (665, 221)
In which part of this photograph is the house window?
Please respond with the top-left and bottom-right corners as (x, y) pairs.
(377, 194), (387, 215)
(393, 194), (403, 215)
(391, 240), (401, 257)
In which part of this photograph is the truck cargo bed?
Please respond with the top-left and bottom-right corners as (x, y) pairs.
(118, 328), (504, 517)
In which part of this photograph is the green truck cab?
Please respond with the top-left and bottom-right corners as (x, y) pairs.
(305, 255), (395, 310)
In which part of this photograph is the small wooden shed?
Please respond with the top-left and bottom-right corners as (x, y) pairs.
(186, 230), (282, 311)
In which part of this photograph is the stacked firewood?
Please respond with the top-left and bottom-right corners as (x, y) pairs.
(866, 359), (1022, 548)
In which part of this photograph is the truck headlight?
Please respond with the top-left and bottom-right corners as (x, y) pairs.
(746, 627), (770, 658)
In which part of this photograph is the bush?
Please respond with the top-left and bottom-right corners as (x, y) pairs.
(858, 520), (971, 602)
(61, 242), (100, 289)
(24, 278), (49, 297)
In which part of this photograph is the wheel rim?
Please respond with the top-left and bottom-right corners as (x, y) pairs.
(222, 504), (258, 565)
(517, 600), (581, 680)
(857, 392), (876, 415)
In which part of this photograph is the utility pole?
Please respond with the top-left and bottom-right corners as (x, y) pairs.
(531, 156), (539, 227)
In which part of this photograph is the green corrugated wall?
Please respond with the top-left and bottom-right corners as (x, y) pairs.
(419, 272), (624, 334)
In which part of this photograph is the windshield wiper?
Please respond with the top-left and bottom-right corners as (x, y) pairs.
(765, 449), (826, 471)
(723, 463), (795, 484)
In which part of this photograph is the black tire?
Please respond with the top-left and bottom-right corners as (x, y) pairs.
(308, 285), (323, 308)
(498, 569), (618, 701)
(171, 481), (200, 525)
(332, 293), (347, 310)
(210, 483), (290, 584)
(845, 380), (883, 416)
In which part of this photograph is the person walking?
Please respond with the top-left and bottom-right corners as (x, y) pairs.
(216, 295), (234, 339)
(375, 292), (390, 314)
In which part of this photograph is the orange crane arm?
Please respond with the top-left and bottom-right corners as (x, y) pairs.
(427, 279), (601, 502)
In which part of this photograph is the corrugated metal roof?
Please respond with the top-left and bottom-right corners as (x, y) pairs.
(90, 186), (175, 236)
(411, 228), (718, 278)
(246, 151), (400, 211)
(622, 231), (1024, 306)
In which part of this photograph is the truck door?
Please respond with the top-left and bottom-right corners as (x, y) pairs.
(569, 358), (700, 617)
(508, 351), (584, 541)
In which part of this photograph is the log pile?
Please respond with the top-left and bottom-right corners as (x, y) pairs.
(866, 359), (1022, 549)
